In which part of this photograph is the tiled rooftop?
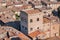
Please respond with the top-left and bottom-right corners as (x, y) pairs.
(29, 30), (41, 38)
(0, 0), (60, 40)
(29, 30), (45, 38)
(0, 12), (15, 23)
(46, 36), (60, 40)
(0, 26), (30, 40)
(22, 9), (41, 14)
(43, 17), (51, 23)
(42, 0), (60, 4)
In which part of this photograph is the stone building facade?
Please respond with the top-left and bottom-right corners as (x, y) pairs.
(20, 8), (43, 34)
(20, 8), (59, 40)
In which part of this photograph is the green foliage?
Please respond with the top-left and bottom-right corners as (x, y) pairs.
(15, 14), (20, 20)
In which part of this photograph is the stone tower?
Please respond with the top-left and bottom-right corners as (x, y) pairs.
(20, 8), (43, 34)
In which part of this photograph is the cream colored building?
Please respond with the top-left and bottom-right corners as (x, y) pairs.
(42, 16), (59, 39)
(20, 3), (60, 40)
(42, 0), (60, 10)
(20, 8), (43, 34)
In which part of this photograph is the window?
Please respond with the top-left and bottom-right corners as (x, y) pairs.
(21, 1), (23, 4)
(7, 17), (9, 19)
(54, 33), (58, 36)
(30, 19), (33, 22)
(30, 28), (33, 31)
(48, 24), (50, 26)
(0, 16), (1, 18)
(37, 18), (39, 21)
(48, 15), (50, 17)
(37, 27), (39, 29)
(44, 11), (47, 13)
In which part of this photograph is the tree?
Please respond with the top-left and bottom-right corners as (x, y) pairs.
(15, 14), (20, 20)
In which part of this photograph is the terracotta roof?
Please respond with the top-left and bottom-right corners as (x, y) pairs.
(6, 1), (13, 6)
(0, 26), (30, 40)
(22, 4), (32, 9)
(46, 2), (60, 4)
(10, 4), (32, 12)
(29, 30), (41, 38)
(46, 36), (60, 40)
(18, 33), (30, 40)
(0, 10), (16, 23)
(43, 17), (51, 23)
(23, 9), (41, 14)
(32, 1), (42, 6)
(42, 0), (60, 4)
